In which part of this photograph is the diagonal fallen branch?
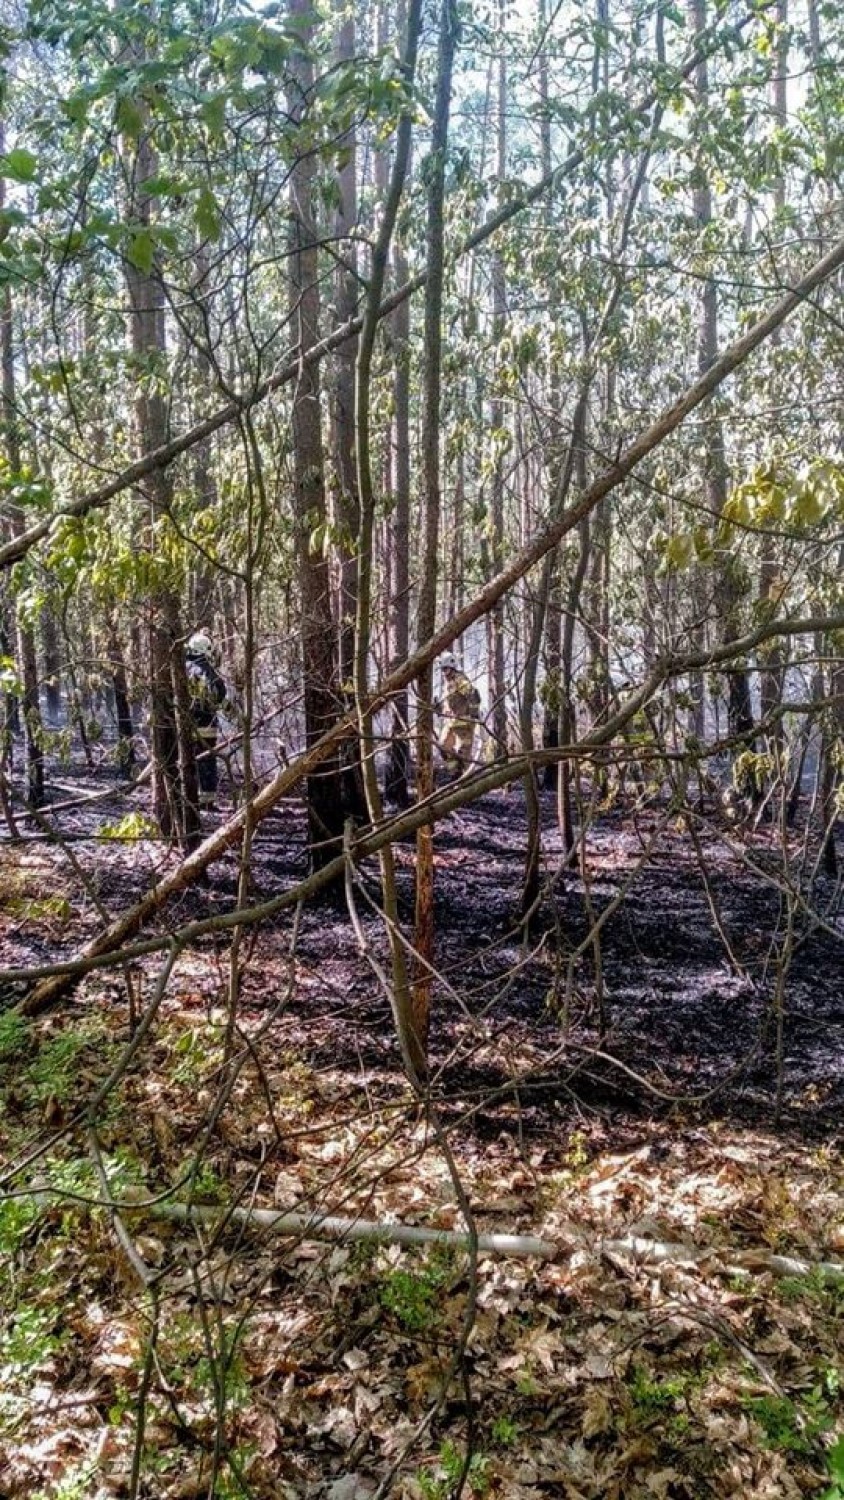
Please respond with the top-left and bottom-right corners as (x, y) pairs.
(12, 612), (844, 1008)
(12, 224), (844, 1014)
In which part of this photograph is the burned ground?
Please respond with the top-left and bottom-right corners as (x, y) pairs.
(1, 758), (843, 1498)
(2, 757), (843, 1143)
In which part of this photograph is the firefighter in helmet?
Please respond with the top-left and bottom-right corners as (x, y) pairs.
(437, 653), (481, 775)
(185, 632), (228, 808)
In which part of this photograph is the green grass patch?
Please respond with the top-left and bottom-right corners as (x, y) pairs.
(379, 1246), (457, 1334)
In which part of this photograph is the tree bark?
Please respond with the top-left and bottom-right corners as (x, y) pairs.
(413, 0), (459, 1059)
(489, 1), (509, 763)
(330, 1), (367, 823)
(287, 0), (346, 870)
(690, 0), (749, 744)
(0, 111), (43, 809)
(122, 59), (198, 848)
(354, 0), (426, 1082)
(757, 0), (789, 742)
(386, 0), (413, 813)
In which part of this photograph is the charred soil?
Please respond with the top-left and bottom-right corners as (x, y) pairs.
(1, 754), (843, 1500)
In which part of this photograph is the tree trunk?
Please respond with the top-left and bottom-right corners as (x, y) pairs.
(758, 0), (789, 745)
(122, 56), (198, 848)
(41, 606), (61, 727)
(413, 0), (458, 1057)
(537, 1), (563, 795)
(107, 615), (135, 777)
(489, 3), (509, 764)
(189, 243), (220, 627)
(385, 268), (412, 807)
(690, 0), (749, 744)
(354, 0), (426, 1083)
(0, 164), (43, 808)
(287, 0), (347, 870)
(386, 0), (412, 812)
(330, 0), (367, 823)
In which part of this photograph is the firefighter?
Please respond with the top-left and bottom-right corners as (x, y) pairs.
(185, 632), (228, 808)
(437, 653), (481, 775)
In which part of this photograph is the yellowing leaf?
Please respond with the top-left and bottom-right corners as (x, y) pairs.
(665, 533), (694, 570)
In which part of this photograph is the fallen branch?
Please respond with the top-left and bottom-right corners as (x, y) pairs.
(138, 1203), (844, 1280)
(11, 612), (844, 1011)
(601, 1233), (844, 1282)
(144, 1200), (558, 1260)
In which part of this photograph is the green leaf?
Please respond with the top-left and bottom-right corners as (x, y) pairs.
(0, 206), (27, 238)
(195, 186), (221, 242)
(1, 149), (38, 183)
(200, 94), (227, 135)
(143, 174), (191, 198)
(127, 226), (155, 274)
(97, 812), (158, 841)
(61, 94), (90, 126)
(723, 486), (753, 527)
(825, 1431), (844, 1486)
(164, 36), (194, 63)
(692, 525), (713, 563)
(0, 655), (20, 694)
(116, 94), (145, 140)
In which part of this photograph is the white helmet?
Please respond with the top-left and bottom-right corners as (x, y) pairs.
(441, 652), (457, 671)
(188, 632), (213, 657)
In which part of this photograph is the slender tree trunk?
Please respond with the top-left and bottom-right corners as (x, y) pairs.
(0, 596), (19, 759)
(107, 615), (135, 776)
(189, 243), (220, 626)
(690, 0), (749, 744)
(537, 0), (563, 794)
(41, 607), (61, 727)
(124, 137), (198, 848)
(448, 424), (466, 625)
(354, 0), (426, 1082)
(332, 2), (360, 692)
(82, 295), (136, 780)
(489, 2), (509, 763)
(560, 469), (591, 855)
(0, 120), (43, 809)
(330, 1), (367, 822)
(582, 6), (613, 769)
(820, 560), (844, 873)
(386, 247), (412, 807)
(413, 0), (459, 1056)
(386, 0), (412, 810)
(287, 0), (347, 870)
(758, 0), (789, 745)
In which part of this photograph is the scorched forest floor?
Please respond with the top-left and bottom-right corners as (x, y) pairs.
(1, 754), (843, 1499)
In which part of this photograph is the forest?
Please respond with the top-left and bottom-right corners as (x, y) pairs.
(1, 0), (843, 1494)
